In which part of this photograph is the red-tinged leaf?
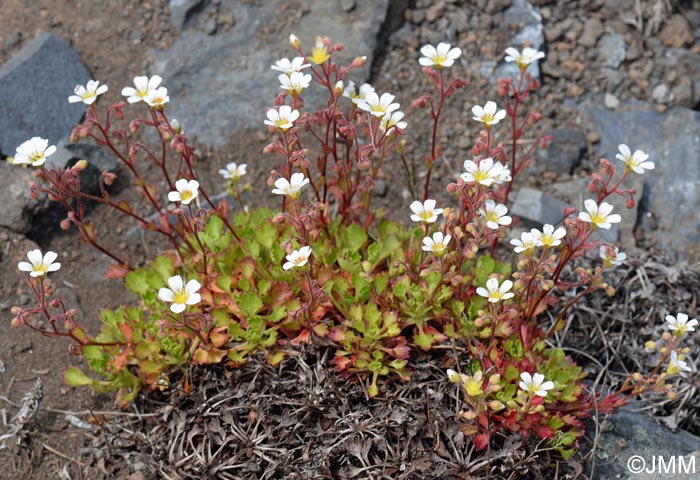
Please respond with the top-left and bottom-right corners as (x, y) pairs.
(290, 329), (311, 346)
(532, 423), (554, 439)
(209, 330), (230, 348)
(105, 263), (129, 279)
(118, 323), (134, 343)
(328, 326), (346, 343)
(193, 348), (227, 365)
(313, 323), (329, 337)
(269, 283), (294, 309)
(473, 433), (490, 450)
(333, 354), (353, 371)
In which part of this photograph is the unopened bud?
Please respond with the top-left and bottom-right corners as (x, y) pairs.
(446, 369), (460, 383)
(289, 33), (301, 50)
(73, 159), (88, 171)
(80, 125), (89, 138)
(460, 410), (476, 421)
(351, 56), (367, 68)
(60, 218), (71, 230)
(626, 197), (635, 209)
(488, 401), (505, 411)
(632, 372), (644, 382)
(171, 118), (182, 134)
(662, 331), (672, 341)
(334, 80), (344, 96)
(11, 317), (21, 328)
(644, 340), (656, 351)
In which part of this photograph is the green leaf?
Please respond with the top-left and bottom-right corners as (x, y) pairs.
(237, 291), (262, 317)
(474, 254), (496, 284)
(125, 270), (150, 296)
(151, 255), (174, 282)
(342, 223), (368, 253)
(65, 367), (93, 387)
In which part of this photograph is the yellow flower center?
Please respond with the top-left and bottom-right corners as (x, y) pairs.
(33, 264), (48, 276)
(29, 152), (44, 163)
(473, 169), (490, 183)
(294, 256), (306, 266)
(485, 211), (499, 223)
(481, 113), (494, 124)
(173, 290), (188, 305)
(310, 46), (330, 65)
(433, 55), (448, 66)
(465, 378), (483, 396)
(180, 190), (193, 202)
(590, 212), (606, 226)
(419, 210), (434, 221)
(83, 91), (96, 100)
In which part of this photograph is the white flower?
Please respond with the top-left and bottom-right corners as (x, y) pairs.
(471, 101), (506, 126)
(144, 87), (169, 108)
(422, 232), (452, 254)
(356, 92), (400, 118)
(283, 246), (312, 270)
(68, 80), (108, 105)
(279, 71), (312, 96)
(419, 42), (462, 68)
(666, 313), (698, 336)
(379, 110), (407, 133)
(219, 162), (247, 181)
(409, 199), (443, 223)
(343, 81), (375, 105)
(18, 249), (61, 277)
(532, 224), (566, 247)
(476, 277), (515, 303)
(480, 200), (512, 229)
(518, 372), (555, 397)
(158, 275), (201, 314)
(271, 57), (309, 74)
(668, 351), (693, 374)
(599, 245), (627, 266)
(168, 178), (200, 205)
(578, 199), (621, 229)
(504, 47), (546, 69)
(121, 75), (163, 103)
(271, 172), (310, 200)
(13, 137), (57, 167)
(264, 105), (300, 131)
(615, 144), (654, 174)
(510, 231), (538, 253)
(461, 157), (510, 186)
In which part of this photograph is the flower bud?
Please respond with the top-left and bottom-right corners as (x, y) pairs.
(662, 331), (672, 341)
(447, 369), (460, 383)
(73, 159), (88, 171)
(171, 118), (182, 134)
(351, 56), (367, 68)
(11, 317), (21, 328)
(488, 401), (505, 411)
(626, 197), (635, 209)
(289, 33), (301, 50)
(460, 410), (476, 421)
(333, 80), (344, 97)
(632, 372), (644, 382)
(60, 218), (71, 230)
(644, 340), (656, 351)
(80, 125), (89, 138)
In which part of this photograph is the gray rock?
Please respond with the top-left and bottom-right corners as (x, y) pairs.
(169, 0), (205, 29)
(511, 187), (570, 229)
(0, 161), (36, 233)
(153, 0), (389, 148)
(597, 33), (626, 69)
(588, 410), (700, 480)
(604, 93), (620, 110)
(579, 99), (700, 260)
(0, 32), (90, 157)
(534, 128), (587, 175)
(652, 84), (671, 104)
(203, 18), (218, 35)
(578, 17), (604, 48)
(494, 0), (544, 82)
(656, 48), (700, 108)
